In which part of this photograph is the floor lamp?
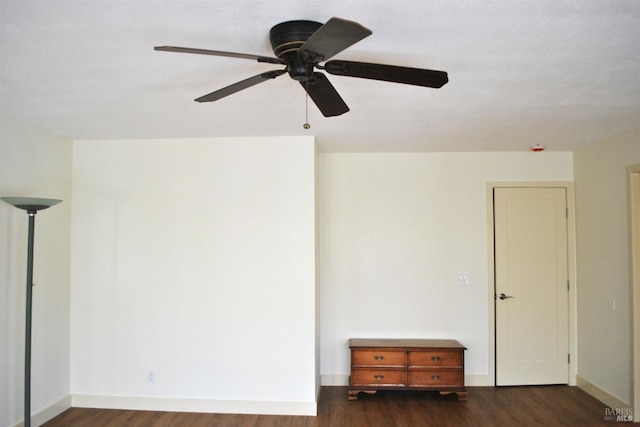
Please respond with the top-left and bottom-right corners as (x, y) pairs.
(1, 197), (62, 427)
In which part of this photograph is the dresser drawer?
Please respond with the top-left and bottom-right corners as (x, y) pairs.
(351, 368), (407, 386)
(352, 349), (406, 367)
(408, 369), (464, 387)
(408, 350), (463, 367)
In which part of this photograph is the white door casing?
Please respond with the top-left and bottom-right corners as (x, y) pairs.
(628, 166), (640, 417)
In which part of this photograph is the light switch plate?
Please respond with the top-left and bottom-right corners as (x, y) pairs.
(456, 273), (470, 285)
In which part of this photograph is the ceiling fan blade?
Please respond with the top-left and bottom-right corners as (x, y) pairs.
(299, 18), (372, 61)
(324, 60), (449, 88)
(300, 72), (349, 117)
(195, 69), (286, 103)
(154, 46), (284, 65)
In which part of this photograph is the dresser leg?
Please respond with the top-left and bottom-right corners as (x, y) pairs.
(348, 389), (377, 400)
(439, 390), (467, 401)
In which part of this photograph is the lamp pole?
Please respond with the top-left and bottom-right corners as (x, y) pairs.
(1, 197), (62, 427)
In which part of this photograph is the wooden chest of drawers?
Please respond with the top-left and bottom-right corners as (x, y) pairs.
(348, 338), (467, 401)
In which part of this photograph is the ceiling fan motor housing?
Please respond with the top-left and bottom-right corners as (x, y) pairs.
(270, 20), (322, 81)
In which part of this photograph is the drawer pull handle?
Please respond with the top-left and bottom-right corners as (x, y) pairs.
(431, 356), (441, 362)
(374, 374), (385, 381)
(431, 375), (441, 380)
(374, 355), (384, 361)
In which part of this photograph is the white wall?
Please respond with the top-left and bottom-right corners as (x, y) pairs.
(574, 128), (640, 407)
(0, 115), (72, 427)
(70, 136), (318, 415)
(319, 151), (574, 385)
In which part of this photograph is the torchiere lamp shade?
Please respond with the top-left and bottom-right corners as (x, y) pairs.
(1, 197), (62, 212)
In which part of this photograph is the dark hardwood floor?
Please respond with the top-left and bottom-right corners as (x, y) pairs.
(43, 385), (619, 426)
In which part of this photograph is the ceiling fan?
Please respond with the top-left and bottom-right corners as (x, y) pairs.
(155, 17), (448, 117)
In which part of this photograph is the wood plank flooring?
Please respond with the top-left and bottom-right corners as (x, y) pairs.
(43, 385), (617, 426)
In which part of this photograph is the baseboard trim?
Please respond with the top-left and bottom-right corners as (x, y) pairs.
(321, 374), (493, 387)
(464, 374), (494, 387)
(71, 394), (317, 416)
(321, 374), (349, 386)
(12, 395), (72, 427)
(576, 375), (630, 409)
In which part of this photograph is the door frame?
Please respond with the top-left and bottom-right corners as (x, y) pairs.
(487, 182), (577, 386)
(627, 164), (640, 417)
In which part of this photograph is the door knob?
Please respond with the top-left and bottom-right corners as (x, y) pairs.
(498, 293), (515, 300)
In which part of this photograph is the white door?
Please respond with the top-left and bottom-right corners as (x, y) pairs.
(494, 187), (569, 386)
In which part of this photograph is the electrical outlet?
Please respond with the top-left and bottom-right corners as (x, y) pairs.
(147, 369), (156, 384)
(608, 297), (616, 311)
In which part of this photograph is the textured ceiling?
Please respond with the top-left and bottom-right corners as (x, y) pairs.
(1, 0), (639, 152)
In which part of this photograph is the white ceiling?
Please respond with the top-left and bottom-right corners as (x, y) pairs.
(1, 0), (639, 152)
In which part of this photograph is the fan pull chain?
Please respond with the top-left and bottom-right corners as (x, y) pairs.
(303, 88), (311, 129)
